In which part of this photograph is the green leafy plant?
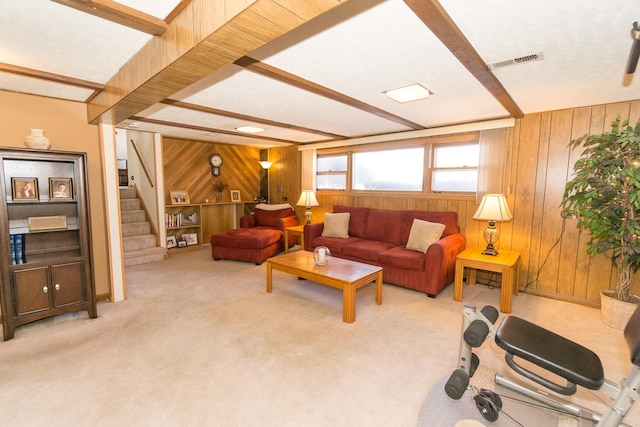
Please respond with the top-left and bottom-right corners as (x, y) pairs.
(561, 116), (640, 303)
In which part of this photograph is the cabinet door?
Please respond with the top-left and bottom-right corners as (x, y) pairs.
(51, 263), (84, 308)
(13, 267), (51, 316)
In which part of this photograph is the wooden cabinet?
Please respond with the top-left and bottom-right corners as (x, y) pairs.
(0, 148), (96, 341)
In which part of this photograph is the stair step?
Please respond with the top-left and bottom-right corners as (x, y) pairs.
(120, 198), (141, 211)
(121, 210), (146, 223)
(119, 187), (137, 200)
(122, 221), (151, 237)
(123, 234), (157, 252)
(124, 246), (166, 267)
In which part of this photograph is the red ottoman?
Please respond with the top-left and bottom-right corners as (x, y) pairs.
(211, 228), (283, 265)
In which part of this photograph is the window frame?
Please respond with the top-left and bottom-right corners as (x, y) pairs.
(315, 133), (479, 197)
(430, 140), (480, 194)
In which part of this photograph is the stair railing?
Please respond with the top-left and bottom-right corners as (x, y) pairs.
(130, 139), (154, 188)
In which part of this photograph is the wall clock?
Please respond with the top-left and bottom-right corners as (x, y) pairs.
(209, 153), (223, 176)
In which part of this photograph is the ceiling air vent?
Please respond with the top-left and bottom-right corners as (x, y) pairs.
(488, 52), (544, 70)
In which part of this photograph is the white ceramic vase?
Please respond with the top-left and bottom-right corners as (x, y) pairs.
(24, 128), (51, 150)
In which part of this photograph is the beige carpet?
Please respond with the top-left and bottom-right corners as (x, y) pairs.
(0, 247), (638, 427)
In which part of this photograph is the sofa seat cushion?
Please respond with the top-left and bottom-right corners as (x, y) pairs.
(378, 246), (425, 271)
(311, 236), (362, 255)
(342, 239), (396, 262)
(211, 228), (281, 249)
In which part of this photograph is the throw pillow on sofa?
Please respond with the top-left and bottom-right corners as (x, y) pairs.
(406, 219), (446, 253)
(322, 212), (350, 238)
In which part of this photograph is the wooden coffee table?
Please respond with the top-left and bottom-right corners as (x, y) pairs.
(266, 251), (383, 323)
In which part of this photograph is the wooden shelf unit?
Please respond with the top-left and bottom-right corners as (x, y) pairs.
(164, 202), (255, 254)
(0, 148), (96, 340)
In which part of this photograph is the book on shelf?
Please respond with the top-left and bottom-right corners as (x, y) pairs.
(11, 234), (25, 264)
(166, 212), (197, 227)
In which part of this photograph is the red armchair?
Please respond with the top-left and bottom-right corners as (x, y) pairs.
(211, 204), (299, 264)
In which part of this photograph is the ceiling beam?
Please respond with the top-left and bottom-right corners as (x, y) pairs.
(404, 0), (524, 118)
(51, 0), (168, 36)
(129, 116), (300, 144)
(161, 99), (348, 140)
(87, 0), (347, 125)
(0, 62), (105, 91)
(235, 56), (427, 130)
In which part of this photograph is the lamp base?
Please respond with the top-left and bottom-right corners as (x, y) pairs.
(481, 244), (499, 256)
(304, 209), (312, 224)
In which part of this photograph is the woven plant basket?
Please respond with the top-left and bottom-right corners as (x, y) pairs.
(600, 290), (638, 330)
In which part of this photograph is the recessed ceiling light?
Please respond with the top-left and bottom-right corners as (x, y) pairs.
(236, 126), (264, 134)
(127, 122), (139, 128)
(383, 84), (431, 103)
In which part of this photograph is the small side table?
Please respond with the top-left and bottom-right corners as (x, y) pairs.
(454, 246), (521, 313)
(284, 225), (305, 253)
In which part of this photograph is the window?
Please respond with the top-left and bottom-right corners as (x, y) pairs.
(316, 154), (347, 190)
(352, 147), (424, 191)
(315, 136), (479, 194)
(431, 143), (478, 192)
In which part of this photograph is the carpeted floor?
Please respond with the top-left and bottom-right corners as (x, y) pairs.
(0, 247), (638, 426)
(418, 366), (579, 426)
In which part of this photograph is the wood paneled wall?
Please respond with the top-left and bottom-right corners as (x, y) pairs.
(275, 100), (640, 306)
(163, 138), (260, 204)
(267, 145), (301, 209)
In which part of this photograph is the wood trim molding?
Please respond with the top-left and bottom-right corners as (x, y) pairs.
(51, 0), (168, 35)
(0, 62), (104, 91)
(161, 99), (347, 140)
(234, 56), (427, 130)
(404, 0), (524, 119)
(129, 116), (297, 144)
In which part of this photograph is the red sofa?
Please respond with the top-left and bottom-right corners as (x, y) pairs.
(211, 204), (299, 264)
(303, 205), (466, 297)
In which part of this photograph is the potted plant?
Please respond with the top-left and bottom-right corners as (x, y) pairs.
(561, 116), (640, 328)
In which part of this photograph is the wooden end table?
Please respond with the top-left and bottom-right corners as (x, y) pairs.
(454, 246), (521, 313)
(266, 251), (383, 323)
(284, 225), (305, 253)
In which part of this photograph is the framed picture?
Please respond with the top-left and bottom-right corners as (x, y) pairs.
(49, 177), (73, 200)
(170, 190), (190, 205)
(230, 190), (241, 202)
(11, 177), (38, 201)
(167, 235), (177, 248)
(183, 233), (198, 245)
(177, 240), (187, 248)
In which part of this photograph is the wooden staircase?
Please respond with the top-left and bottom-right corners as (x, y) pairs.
(120, 187), (166, 266)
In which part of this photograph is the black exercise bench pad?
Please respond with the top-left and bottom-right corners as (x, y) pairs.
(495, 316), (605, 391)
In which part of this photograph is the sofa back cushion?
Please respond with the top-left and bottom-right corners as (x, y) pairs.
(401, 211), (459, 244)
(363, 209), (404, 245)
(333, 205), (369, 238)
(254, 206), (294, 227)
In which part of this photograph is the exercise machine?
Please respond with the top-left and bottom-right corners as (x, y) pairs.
(445, 303), (640, 426)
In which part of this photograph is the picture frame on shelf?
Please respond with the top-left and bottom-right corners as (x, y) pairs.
(230, 190), (241, 202)
(49, 177), (73, 200)
(183, 233), (198, 245)
(167, 235), (177, 248)
(169, 190), (190, 205)
(177, 240), (187, 248)
(11, 177), (38, 201)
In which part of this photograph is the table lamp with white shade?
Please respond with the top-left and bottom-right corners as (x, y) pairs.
(472, 194), (513, 256)
(296, 190), (319, 224)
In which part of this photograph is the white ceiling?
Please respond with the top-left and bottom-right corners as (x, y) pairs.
(1, 0), (639, 147)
